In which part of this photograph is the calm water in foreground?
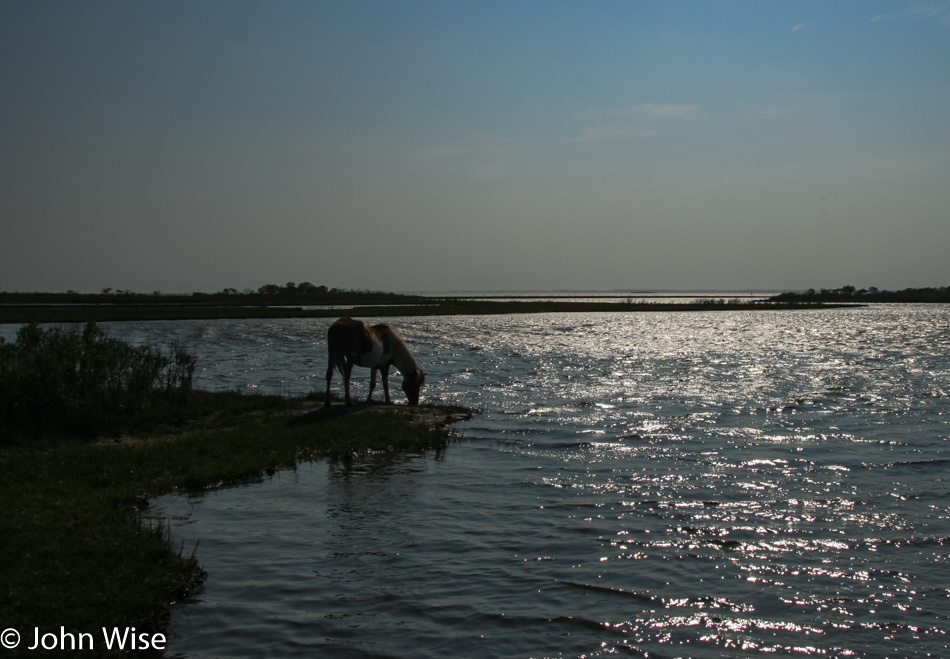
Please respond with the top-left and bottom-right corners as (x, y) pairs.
(105, 307), (948, 657)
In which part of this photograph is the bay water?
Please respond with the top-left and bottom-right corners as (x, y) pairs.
(108, 306), (950, 656)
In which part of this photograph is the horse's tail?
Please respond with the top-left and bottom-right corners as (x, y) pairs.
(327, 351), (347, 379)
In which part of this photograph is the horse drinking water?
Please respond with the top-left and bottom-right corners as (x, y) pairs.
(325, 317), (426, 407)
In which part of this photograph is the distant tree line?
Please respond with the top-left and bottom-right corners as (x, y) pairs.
(0, 283), (407, 298)
(206, 283), (414, 299)
(89, 282), (395, 297)
(772, 285), (950, 303)
(0, 284), (425, 307)
(215, 282), (328, 296)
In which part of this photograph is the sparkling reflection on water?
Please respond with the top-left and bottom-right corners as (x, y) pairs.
(142, 306), (950, 657)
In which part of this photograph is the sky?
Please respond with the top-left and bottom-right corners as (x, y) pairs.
(2, 1), (949, 294)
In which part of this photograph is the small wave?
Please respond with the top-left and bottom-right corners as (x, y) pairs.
(541, 441), (594, 450)
(886, 458), (950, 469)
(891, 535), (950, 548)
(562, 580), (661, 605)
(856, 458), (950, 470)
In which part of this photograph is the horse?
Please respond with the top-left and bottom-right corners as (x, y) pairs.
(325, 317), (426, 407)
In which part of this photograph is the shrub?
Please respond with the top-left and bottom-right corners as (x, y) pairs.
(0, 322), (196, 439)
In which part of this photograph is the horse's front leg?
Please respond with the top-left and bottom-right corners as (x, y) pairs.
(381, 365), (391, 404)
(367, 367), (378, 403)
(343, 361), (354, 406)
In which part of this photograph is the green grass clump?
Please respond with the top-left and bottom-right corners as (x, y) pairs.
(0, 322), (196, 439)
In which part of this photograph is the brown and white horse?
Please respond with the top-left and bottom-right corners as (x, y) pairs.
(325, 317), (426, 407)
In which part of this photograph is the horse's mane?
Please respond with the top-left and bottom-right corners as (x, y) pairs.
(373, 323), (419, 372)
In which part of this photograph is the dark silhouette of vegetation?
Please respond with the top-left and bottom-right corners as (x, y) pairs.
(0, 322), (196, 439)
(771, 285), (950, 304)
(0, 285), (436, 323)
(2, 283), (420, 306)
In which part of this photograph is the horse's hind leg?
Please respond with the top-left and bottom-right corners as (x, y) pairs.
(381, 366), (392, 404)
(325, 362), (335, 407)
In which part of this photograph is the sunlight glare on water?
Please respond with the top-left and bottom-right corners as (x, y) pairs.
(142, 306), (950, 657)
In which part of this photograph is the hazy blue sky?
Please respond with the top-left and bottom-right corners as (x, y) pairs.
(2, 1), (948, 293)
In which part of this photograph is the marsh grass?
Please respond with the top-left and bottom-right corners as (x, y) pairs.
(0, 396), (468, 657)
(0, 322), (196, 439)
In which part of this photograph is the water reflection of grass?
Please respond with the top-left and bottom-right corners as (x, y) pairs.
(0, 393), (470, 656)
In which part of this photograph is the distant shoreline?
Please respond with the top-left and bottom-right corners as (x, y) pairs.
(3, 285), (946, 324)
(0, 296), (852, 324)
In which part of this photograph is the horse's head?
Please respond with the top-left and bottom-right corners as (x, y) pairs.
(402, 369), (426, 406)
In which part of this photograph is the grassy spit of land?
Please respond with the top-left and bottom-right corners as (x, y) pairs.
(1, 393), (470, 657)
(0, 321), (471, 657)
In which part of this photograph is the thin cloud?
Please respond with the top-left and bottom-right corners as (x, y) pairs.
(574, 123), (659, 143)
(874, 3), (950, 26)
(418, 132), (511, 161)
(416, 133), (517, 181)
(920, 3), (950, 25)
(910, 3), (946, 19)
(791, 23), (806, 32)
(574, 103), (698, 143)
(635, 103), (698, 118)
(471, 161), (509, 181)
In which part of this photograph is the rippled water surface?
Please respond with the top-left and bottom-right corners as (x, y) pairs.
(134, 306), (950, 657)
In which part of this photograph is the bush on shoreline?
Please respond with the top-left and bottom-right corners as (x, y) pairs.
(0, 322), (196, 439)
